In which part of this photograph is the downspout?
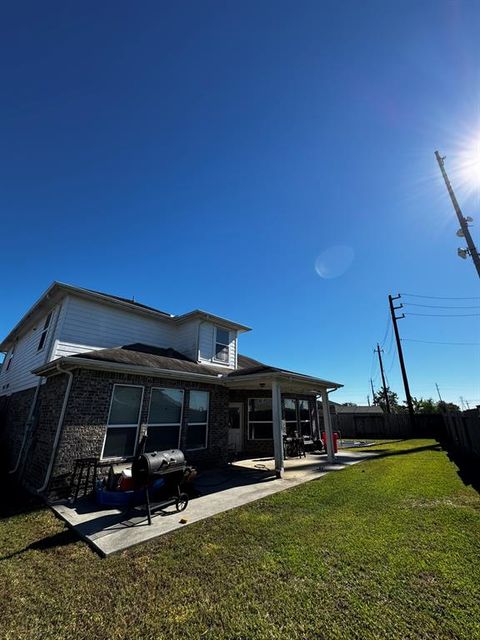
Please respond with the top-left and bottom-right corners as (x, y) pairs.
(196, 320), (206, 362)
(8, 381), (41, 473)
(36, 362), (74, 495)
(9, 302), (62, 474)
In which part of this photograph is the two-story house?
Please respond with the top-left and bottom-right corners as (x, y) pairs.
(0, 282), (341, 498)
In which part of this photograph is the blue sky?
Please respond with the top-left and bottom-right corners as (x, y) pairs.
(1, 0), (479, 406)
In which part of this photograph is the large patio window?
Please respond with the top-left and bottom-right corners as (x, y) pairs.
(186, 390), (210, 450)
(283, 398), (312, 437)
(102, 385), (143, 459)
(146, 388), (184, 451)
(248, 398), (273, 439)
(284, 398), (297, 436)
(298, 400), (312, 437)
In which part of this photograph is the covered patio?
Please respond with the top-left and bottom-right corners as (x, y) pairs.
(225, 369), (342, 477)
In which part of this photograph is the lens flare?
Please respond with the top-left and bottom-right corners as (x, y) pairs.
(314, 245), (355, 279)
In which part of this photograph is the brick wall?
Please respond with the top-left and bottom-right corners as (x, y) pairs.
(46, 368), (230, 497)
(0, 386), (37, 470)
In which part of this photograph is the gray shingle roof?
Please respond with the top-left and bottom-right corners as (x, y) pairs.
(58, 344), (341, 389)
(74, 344), (228, 377)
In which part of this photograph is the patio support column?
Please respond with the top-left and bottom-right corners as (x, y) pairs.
(272, 379), (284, 478)
(320, 387), (335, 463)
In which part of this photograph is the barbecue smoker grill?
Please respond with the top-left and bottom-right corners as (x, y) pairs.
(131, 449), (190, 525)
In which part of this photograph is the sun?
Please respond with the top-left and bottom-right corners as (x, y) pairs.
(458, 135), (480, 184)
(448, 131), (480, 200)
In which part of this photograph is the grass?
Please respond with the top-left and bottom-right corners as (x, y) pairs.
(1, 439), (479, 640)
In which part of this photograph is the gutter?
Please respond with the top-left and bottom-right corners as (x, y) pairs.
(36, 362), (74, 495)
(33, 357), (342, 390)
(33, 356), (225, 384)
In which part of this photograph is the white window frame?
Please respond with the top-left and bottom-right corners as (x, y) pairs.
(37, 311), (53, 353)
(146, 387), (185, 450)
(247, 397), (274, 441)
(186, 390), (210, 451)
(101, 384), (144, 461)
(3, 342), (16, 373)
(213, 326), (230, 364)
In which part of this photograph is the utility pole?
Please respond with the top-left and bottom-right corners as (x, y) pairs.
(374, 343), (390, 413)
(367, 394), (370, 407)
(435, 151), (480, 278)
(435, 383), (443, 402)
(370, 378), (375, 403)
(389, 294), (415, 427)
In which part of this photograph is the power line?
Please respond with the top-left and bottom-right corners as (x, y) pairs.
(404, 303), (480, 309)
(400, 292), (480, 300)
(402, 338), (480, 346)
(379, 313), (391, 348)
(386, 349), (396, 374)
(405, 312), (480, 317)
(385, 325), (395, 355)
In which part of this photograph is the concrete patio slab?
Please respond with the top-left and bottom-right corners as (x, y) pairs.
(51, 451), (376, 557)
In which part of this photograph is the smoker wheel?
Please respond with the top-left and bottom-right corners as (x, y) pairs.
(176, 493), (189, 512)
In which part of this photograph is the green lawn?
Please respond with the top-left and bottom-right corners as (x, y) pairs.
(1, 439), (479, 640)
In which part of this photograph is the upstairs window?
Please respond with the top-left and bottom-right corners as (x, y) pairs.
(214, 327), (230, 363)
(4, 342), (16, 372)
(37, 311), (53, 352)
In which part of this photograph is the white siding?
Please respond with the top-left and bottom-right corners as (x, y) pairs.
(0, 304), (63, 395)
(174, 319), (200, 360)
(0, 294), (241, 395)
(198, 323), (236, 368)
(55, 298), (238, 367)
(55, 296), (176, 357)
(53, 341), (104, 359)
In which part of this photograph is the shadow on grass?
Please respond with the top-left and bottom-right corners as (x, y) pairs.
(437, 439), (480, 494)
(359, 439), (480, 494)
(355, 443), (443, 460)
(0, 528), (78, 561)
(0, 473), (44, 520)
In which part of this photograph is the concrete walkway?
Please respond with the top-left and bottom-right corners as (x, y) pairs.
(52, 451), (376, 557)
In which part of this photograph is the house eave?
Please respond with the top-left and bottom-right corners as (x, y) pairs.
(174, 310), (251, 333)
(225, 370), (343, 391)
(32, 357), (226, 384)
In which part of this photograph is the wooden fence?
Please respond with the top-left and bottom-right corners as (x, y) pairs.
(442, 410), (480, 459)
(319, 408), (480, 460)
